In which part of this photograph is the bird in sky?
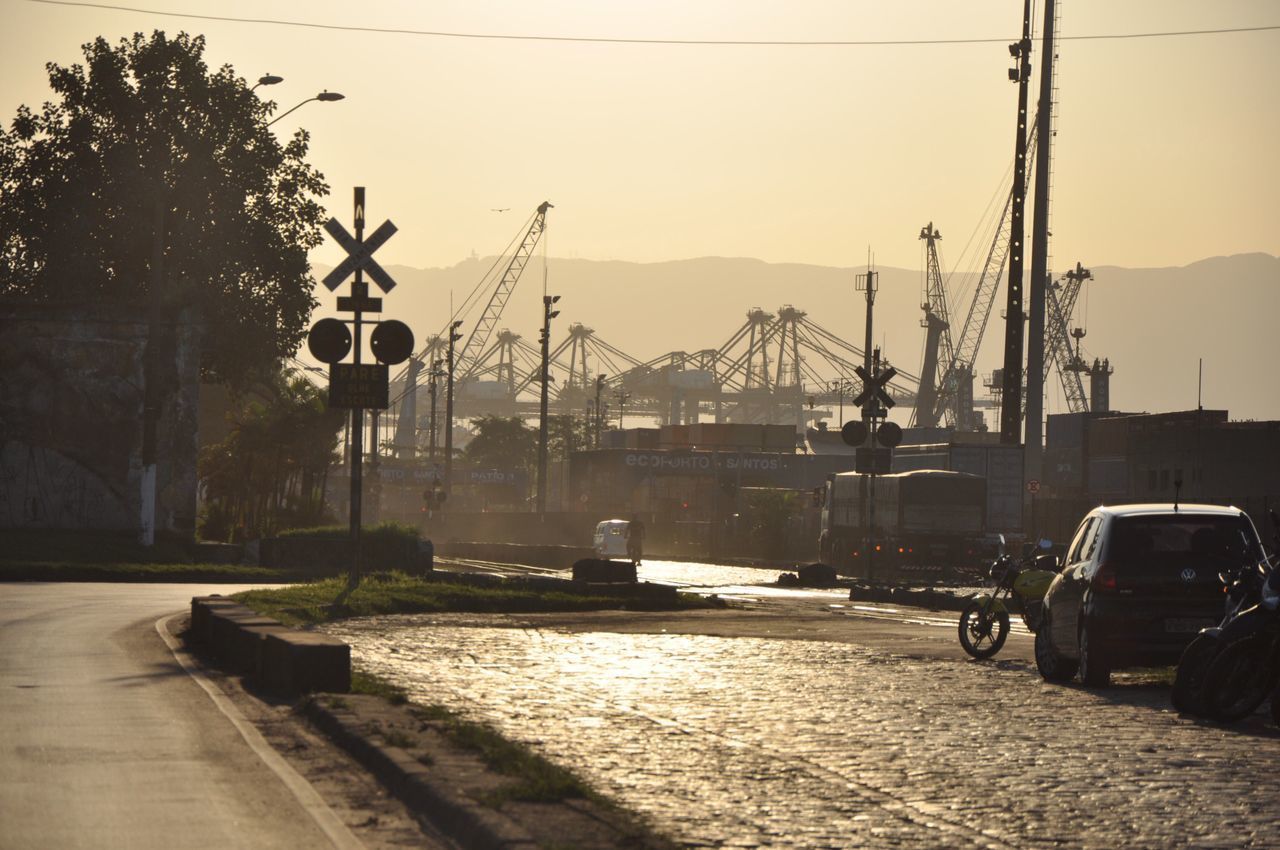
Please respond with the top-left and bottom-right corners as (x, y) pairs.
(490, 208), (509, 213)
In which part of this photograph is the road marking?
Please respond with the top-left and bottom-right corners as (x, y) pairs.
(155, 615), (364, 850)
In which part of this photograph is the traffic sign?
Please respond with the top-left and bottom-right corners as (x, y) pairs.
(329, 363), (389, 410)
(322, 218), (399, 293)
(840, 420), (868, 446)
(877, 421), (903, 448)
(855, 447), (892, 475)
(307, 318), (352, 364)
(370, 320), (415, 365)
(852, 364), (897, 411)
(1027, 479), (1041, 494)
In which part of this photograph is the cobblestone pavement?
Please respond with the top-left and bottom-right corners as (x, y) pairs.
(325, 614), (1280, 850)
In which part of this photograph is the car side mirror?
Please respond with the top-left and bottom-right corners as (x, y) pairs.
(1035, 553), (1060, 572)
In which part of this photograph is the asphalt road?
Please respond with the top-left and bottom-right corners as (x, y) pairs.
(0, 582), (359, 850)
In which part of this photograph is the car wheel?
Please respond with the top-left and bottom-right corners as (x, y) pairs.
(1035, 620), (1077, 682)
(1078, 619), (1112, 688)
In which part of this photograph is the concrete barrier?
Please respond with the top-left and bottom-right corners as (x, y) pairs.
(260, 631), (351, 695)
(572, 558), (637, 583)
(190, 596), (351, 695)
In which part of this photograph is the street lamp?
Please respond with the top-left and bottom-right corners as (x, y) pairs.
(267, 90), (345, 126)
(252, 74), (284, 91)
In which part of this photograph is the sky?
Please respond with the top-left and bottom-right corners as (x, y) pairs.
(4, 0), (1278, 276)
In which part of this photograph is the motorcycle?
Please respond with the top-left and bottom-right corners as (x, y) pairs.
(1175, 510), (1279, 720)
(958, 536), (1058, 659)
(1201, 564), (1280, 723)
(1171, 556), (1271, 715)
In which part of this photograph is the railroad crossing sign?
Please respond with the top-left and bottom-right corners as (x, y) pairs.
(852, 364), (897, 411)
(322, 218), (399, 294)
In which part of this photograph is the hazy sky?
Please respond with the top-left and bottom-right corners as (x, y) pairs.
(4, 0), (1278, 274)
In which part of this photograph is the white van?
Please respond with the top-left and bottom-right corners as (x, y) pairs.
(592, 519), (631, 559)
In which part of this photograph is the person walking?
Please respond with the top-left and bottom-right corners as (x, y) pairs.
(625, 514), (646, 566)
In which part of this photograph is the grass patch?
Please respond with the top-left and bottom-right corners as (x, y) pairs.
(351, 669), (409, 705)
(277, 521), (418, 542)
(233, 571), (714, 627)
(350, 667), (596, 804)
(406, 703), (594, 804)
(0, 559), (292, 583)
(0, 529), (195, 565)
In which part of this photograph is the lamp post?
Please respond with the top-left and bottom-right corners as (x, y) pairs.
(267, 90), (345, 126)
(537, 295), (561, 515)
(445, 320), (464, 497)
(252, 74), (283, 91)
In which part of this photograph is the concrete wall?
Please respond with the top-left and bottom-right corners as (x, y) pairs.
(0, 302), (200, 538)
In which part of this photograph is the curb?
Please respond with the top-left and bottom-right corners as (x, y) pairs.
(303, 697), (539, 850)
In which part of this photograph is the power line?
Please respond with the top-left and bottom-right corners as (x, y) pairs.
(26, 0), (1280, 46)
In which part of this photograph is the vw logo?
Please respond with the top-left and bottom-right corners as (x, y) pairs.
(1180, 568), (1197, 582)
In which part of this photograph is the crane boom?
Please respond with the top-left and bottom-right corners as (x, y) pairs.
(455, 201), (552, 381)
(913, 223), (954, 428)
(933, 120), (1038, 427)
(1044, 262), (1091, 412)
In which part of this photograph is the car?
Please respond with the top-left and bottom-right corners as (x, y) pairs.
(1034, 503), (1266, 687)
(592, 519), (631, 560)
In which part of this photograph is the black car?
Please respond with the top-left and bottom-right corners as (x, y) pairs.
(1035, 503), (1265, 687)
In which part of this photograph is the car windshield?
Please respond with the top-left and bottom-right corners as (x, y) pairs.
(1107, 514), (1262, 567)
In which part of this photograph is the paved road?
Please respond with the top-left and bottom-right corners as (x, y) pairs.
(332, 578), (1280, 850)
(0, 583), (358, 850)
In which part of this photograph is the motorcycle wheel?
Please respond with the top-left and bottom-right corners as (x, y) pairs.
(1171, 633), (1221, 716)
(1204, 633), (1276, 723)
(1078, 620), (1112, 688)
(1035, 624), (1077, 682)
(958, 600), (1010, 659)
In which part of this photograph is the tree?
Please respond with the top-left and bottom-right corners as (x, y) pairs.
(198, 368), (345, 540)
(0, 31), (328, 384)
(463, 416), (536, 473)
(547, 413), (592, 461)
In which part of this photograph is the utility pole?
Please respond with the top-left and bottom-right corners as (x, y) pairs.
(1025, 0), (1058, 479)
(1000, 0), (1035, 445)
(857, 256), (878, 376)
(536, 295), (561, 514)
(615, 390), (632, 429)
(593, 374), (606, 448)
(427, 358), (442, 463)
(445, 320), (463, 497)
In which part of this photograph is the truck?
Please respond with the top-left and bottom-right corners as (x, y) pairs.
(820, 469), (988, 580)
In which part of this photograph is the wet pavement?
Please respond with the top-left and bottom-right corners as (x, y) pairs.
(324, 563), (1280, 849)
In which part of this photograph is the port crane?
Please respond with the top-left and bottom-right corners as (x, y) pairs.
(454, 202), (552, 382)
